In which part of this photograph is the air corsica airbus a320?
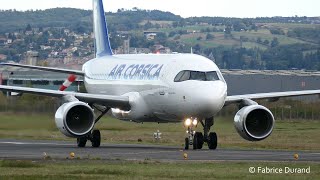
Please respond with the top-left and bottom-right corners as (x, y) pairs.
(1, 0), (320, 150)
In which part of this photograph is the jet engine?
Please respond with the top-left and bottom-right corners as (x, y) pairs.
(234, 105), (274, 141)
(55, 101), (95, 137)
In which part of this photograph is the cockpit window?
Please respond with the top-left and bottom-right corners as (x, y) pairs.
(174, 70), (220, 82)
(206, 71), (219, 81)
(190, 71), (206, 81)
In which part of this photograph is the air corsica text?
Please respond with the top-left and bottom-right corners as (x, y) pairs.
(108, 64), (164, 80)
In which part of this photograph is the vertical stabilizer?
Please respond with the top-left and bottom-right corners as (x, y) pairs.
(93, 0), (113, 57)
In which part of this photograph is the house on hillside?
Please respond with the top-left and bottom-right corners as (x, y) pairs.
(144, 31), (158, 40)
(0, 54), (7, 61)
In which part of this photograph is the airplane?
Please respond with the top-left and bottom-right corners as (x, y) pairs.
(1, 0), (320, 150)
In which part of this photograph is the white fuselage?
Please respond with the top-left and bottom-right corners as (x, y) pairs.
(82, 53), (227, 122)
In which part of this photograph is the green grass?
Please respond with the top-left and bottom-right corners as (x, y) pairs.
(242, 42), (268, 50)
(232, 31), (309, 45)
(150, 25), (223, 33)
(177, 29), (312, 49)
(160, 23), (319, 49)
(179, 32), (240, 48)
(0, 160), (318, 180)
(263, 23), (320, 31)
(0, 112), (319, 151)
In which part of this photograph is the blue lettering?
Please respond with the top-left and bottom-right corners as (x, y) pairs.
(108, 64), (164, 80)
(141, 64), (151, 79)
(135, 64), (145, 79)
(108, 65), (118, 79)
(130, 65), (139, 79)
(153, 65), (163, 79)
(115, 64), (126, 79)
(124, 64), (134, 79)
(148, 64), (158, 79)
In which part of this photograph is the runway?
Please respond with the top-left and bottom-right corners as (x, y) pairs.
(0, 139), (319, 162)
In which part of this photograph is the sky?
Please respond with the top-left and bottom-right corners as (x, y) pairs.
(0, 0), (319, 18)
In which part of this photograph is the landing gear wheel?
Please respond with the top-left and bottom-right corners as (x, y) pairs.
(208, 132), (217, 150)
(91, 130), (101, 148)
(77, 136), (87, 147)
(184, 138), (189, 150)
(193, 132), (204, 150)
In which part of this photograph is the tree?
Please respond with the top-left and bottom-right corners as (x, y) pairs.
(197, 36), (203, 41)
(271, 37), (279, 47)
(256, 37), (262, 44)
(269, 28), (285, 35)
(224, 25), (232, 39)
(206, 33), (215, 40)
(263, 40), (270, 46)
(169, 31), (177, 37)
(26, 24), (32, 31)
(193, 44), (201, 53)
(233, 21), (246, 31)
(173, 35), (180, 40)
(144, 21), (153, 30)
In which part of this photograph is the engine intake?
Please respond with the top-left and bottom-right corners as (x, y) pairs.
(234, 105), (274, 141)
(55, 101), (95, 137)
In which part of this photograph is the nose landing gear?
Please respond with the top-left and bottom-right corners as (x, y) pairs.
(184, 117), (217, 150)
(184, 118), (196, 150)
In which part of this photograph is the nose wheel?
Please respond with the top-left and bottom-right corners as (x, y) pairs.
(184, 117), (217, 150)
(184, 118), (197, 150)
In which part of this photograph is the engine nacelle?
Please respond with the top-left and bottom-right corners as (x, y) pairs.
(55, 101), (95, 137)
(111, 92), (151, 122)
(234, 105), (274, 141)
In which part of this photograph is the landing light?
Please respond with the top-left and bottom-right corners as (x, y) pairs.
(113, 108), (121, 113)
(192, 119), (198, 126)
(184, 118), (192, 126)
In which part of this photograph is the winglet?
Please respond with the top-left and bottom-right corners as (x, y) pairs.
(93, 0), (113, 57)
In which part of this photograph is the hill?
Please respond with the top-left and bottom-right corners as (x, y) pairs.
(0, 8), (181, 33)
(0, 8), (319, 70)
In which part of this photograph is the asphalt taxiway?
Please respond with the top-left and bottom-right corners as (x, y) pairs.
(0, 139), (319, 162)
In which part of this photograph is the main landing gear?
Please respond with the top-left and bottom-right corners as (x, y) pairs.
(77, 129), (101, 148)
(77, 106), (110, 148)
(184, 117), (217, 150)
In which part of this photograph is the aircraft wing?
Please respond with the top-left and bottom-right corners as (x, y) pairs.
(0, 85), (130, 110)
(0, 63), (85, 76)
(225, 90), (320, 105)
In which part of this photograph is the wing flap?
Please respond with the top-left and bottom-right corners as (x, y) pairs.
(0, 85), (130, 110)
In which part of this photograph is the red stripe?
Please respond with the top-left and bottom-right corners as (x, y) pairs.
(68, 74), (77, 82)
(59, 85), (67, 91)
(59, 74), (77, 91)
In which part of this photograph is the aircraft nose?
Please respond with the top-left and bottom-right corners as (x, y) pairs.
(196, 81), (227, 116)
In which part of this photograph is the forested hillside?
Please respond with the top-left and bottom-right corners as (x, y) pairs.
(0, 8), (319, 70)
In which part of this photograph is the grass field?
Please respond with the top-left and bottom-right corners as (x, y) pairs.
(0, 112), (319, 151)
(148, 22), (319, 50)
(0, 109), (319, 179)
(0, 160), (318, 180)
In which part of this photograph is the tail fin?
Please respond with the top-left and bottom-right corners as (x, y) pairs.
(93, 0), (113, 57)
